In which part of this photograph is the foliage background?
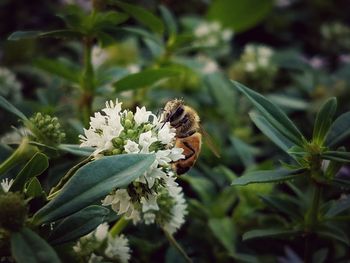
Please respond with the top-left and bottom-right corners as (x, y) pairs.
(1, 0), (350, 262)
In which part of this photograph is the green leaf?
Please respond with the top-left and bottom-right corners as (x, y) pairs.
(232, 168), (304, 186)
(249, 112), (294, 153)
(26, 178), (44, 198)
(259, 195), (301, 220)
(121, 26), (162, 44)
(317, 224), (350, 246)
(33, 154), (155, 224)
(159, 5), (177, 38)
(49, 205), (109, 245)
(11, 227), (60, 263)
(8, 30), (81, 40)
(313, 97), (337, 145)
(325, 196), (350, 217)
(58, 144), (94, 156)
(0, 96), (28, 121)
(113, 68), (179, 92)
(207, 0), (273, 33)
(243, 228), (300, 241)
(231, 137), (256, 167)
(11, 153), (49, 192)
(326, 111), (350, 147)
(322, 151), (350, 163)
(111, 1), (164, 34)
(34, 58), (80, 83)
(232, 81), (305, 147)
(209, 217), (236, 256)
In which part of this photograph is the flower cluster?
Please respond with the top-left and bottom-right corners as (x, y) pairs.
(29, 112), (66, 146)
(229, 44), (278, 91)
(74, 223), (131, 263)
(321, 22), (350, 52)
(0, 67), (22, 103)
(194, 21), (233, 48)
(80, 100), (187, 234)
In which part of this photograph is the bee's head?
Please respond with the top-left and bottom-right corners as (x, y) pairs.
(162, 99), (185, 126)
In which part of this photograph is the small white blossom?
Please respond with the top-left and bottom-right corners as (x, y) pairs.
(105, 234), (131, 263)
(1, 178), (14, 192)
(127, 64), (141, 74)
(162, 180), (188, 234)
(124, 140), (140, 154)
(134, 106), (153, 126)
(139, 131), (157, 152)
(94, 223), (109, 241)
(157, 123), (176, 145)
(88, 253), (104, 263)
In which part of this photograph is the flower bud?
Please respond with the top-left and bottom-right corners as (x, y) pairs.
(0, 192), (27, 231)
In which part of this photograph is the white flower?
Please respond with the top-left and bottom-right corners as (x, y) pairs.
(169, 148), (185, 162)
(162, 181), (187, 235)
(141, 194), (159, 212)
(245, 62), (257, 72)
(88, 253), (104, 263)
(157, 123), (176, 145)
(134, 106), (152, 126)
(127, 64), (140, 74)
(156, 150), (172, 166)
(143, 212), (156, 225)
(139, 131), (157, 152)
(1, 178), (13, 192)
(105, 234), (131, 263)
(202, 60), (219, 74)
(94, 223), (109, 241)
(222, 29), (233, 41)
(124, 140), (140, 154)
(91, 45), (108, 68)
(194, 24), (210, 37)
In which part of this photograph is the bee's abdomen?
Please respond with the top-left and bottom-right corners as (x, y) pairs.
(172, 132), (202, 175)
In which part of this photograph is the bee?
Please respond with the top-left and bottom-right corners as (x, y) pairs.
(162, 99), (219, 175)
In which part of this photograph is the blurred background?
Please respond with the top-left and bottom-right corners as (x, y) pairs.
(1, 0), (350, 262)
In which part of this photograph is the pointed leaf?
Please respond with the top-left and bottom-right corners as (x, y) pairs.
(322, 151), (350, 163)
(34, 58), (80, 83)
(8, 30), (82, 40)
(49, 205), (109, 245)
(326, 111), (350, 147)
(232, 81), (305, 147)
(231, 137), (256, 167)
(159, 5), (177, 37)
(33, 154), (155, 224)
(113, 68), (179, 92)
(11, 227), (60, 263)
(259, 195), (301, 220)
(0, 96), (28, 121)
(232, 168), (304, 186)
(317, 224), (350, 245)
(243, 228), (300, 241)
(58, 144), (94, 156)
(313, 97), (337, 145)
(26, 178), (44, 198)
(325, 196), (350, 217)
(249, 112), (293, 153)
(209, 217), (236, 256)
(11, 153), (49, 192)
(111, 1), (164, 34)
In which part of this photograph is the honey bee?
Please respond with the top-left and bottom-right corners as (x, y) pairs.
(162, 99), (219, 175)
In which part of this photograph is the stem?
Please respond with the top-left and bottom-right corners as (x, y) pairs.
(163, 229), (192, 263)
(80, 36), (95, 126)
(48, 156), (92, 198)
(304, 182), (322, 263)
(0, 137), (37, 175)
(110, 216), (129, 238)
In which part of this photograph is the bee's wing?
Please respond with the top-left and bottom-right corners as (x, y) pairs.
(199, 125), (221, 158)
